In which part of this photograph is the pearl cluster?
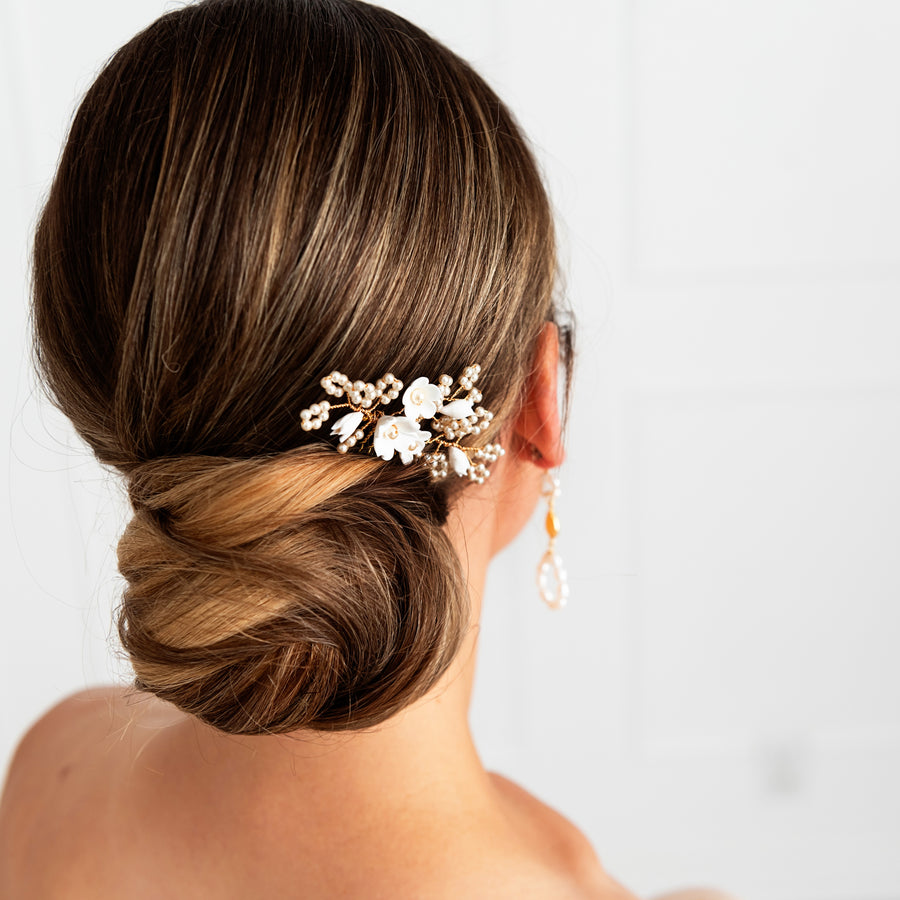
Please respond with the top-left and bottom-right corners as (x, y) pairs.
(437, 368), (489, 432)
(458, 364), (480, 391)
(335, 426), (366, 453)
(424, 442), (505, 484)
(471, 443), (504, 465)
(299, 401), (331, 431)
(320, 371), (404, 408)
(434, 406), (494, 441)
(423, 452), (450, 479)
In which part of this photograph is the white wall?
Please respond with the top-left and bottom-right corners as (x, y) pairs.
(3, 2), (899, 899)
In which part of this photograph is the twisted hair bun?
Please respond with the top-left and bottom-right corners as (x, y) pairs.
(118, 447), (466, 733)
(32, 0), (569, 733)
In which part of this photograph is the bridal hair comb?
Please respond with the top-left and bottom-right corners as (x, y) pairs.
(298, 364), (504, 482)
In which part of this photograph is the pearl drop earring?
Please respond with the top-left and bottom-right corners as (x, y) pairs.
(537, 470), (569, 609)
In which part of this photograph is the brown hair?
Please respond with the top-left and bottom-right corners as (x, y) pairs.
(32, 0), (573, 733)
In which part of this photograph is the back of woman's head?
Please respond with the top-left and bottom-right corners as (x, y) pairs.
(32, 0), (570, 734)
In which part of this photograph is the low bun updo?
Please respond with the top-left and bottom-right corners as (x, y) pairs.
(32, 0), (571, 733)
(117, 448), (467, 732)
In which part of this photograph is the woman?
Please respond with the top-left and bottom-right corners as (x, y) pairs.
(0, 1), (735, 896)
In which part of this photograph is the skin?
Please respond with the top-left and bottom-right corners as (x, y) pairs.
(0, 324), (737, 899)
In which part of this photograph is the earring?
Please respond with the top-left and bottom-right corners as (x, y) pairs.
(537, 470), (569, 609)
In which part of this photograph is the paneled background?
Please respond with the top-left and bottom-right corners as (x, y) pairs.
(2, 2), (898, 898)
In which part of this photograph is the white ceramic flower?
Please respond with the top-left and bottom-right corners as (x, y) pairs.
(447, 445), (471, 477)
(373, 415), (432, 464)
(330, 410), (364, 439)
(402, 376), (443, 421)
(440, 398), (475, 419)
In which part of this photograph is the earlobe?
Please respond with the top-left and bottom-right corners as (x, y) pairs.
(512, 321), (565, 469)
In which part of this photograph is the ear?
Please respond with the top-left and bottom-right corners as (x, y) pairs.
(510, 321), (565, 469)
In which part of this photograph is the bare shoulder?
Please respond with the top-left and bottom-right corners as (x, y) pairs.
(1, 684), (158, 790)
(1, 685), (126, 808)
(484, 771), (637, 899)
(0, 685), (165, 898)
(489, 771), (598, 859)
(484, 774), (740, 900)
